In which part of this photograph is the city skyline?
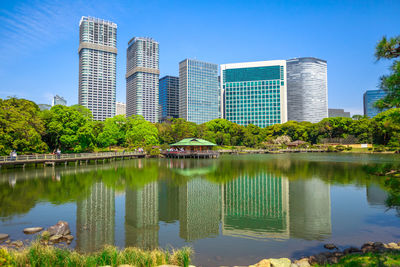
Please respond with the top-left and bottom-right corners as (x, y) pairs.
(0, 0), (399, 116)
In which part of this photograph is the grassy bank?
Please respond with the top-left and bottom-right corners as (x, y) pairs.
(316, 250), (400, 266)
(0, 242), (192, 267)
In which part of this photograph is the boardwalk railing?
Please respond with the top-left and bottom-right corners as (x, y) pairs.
(0, 151), (144, 163)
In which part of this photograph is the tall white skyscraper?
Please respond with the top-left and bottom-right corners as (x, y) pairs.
(286, 57), (328, 123)
(126, 37), (160, 122)
(78, 16), (117, 121)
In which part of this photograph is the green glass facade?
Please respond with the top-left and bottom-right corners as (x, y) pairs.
(223, 64), (286, 128)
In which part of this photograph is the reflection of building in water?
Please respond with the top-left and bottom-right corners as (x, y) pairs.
(76, 182), (115, 252)
(221, 174), (290, 239)
(158, 181), (179, 222)
(289, 178), (331, 240)
(125, 182), (159, 249)
(367, 184), (388, 206)
(179, 178), (220, 241)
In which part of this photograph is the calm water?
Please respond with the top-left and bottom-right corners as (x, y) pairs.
(1, 154), (400, 266)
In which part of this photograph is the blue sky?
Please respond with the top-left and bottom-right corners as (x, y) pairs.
(0, 0), (399, 115)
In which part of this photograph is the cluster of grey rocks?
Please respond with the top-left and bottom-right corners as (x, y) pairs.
(0, 220), (74, 249)
(249, 241), (400, 267)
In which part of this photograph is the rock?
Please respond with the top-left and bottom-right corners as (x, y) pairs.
(117, 265), (135, 267)
(343, 247), (361, 254)
(373, 242), (384, 247)
(41, 231), (51, 240)
(49, 234), (63, 242)
(309, 254), (327, 265)
(0, 234), (9, 240)
(290, 264), (298, 267)
(10, 240), (23, 247)
(48, 221), (70, 236)
(333, 252), (344, 257)
(5, 240), (11, 244)
(362, 242), (374, 248)
(270, 258), (291, 267)
(328, 257), (339, 264)
(155, 266), (179, 267)
(23, 227), (43, 234)
(294, 258), (310, 267)
(64, 235), (74, 241)
(255, 259), (271, 267)
(388, 242), (399, 249)
(361, 245), (374, 253)
(324, 243), (338, 250)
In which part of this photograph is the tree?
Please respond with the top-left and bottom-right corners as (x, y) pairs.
(375, 35), (400, 109)
(0, 98), (48, 155)
(97, 115), (127, 148)
(372, 108), (400, 146)
(42, 105), (95, 152)
(126, 115), (159, 147)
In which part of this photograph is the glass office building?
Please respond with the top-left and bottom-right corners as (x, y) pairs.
(363, 89), (387, 118)
(78, 16), (117, 121)
(159, 76), (179, 121)
(52, 95), (67, 106)
(179, 59), (219, 124)
(221, 60), (287, 128)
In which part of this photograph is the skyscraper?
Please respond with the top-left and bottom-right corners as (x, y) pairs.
(221, 60), (288, 128)
(126, 37), (160, 122)
(179, 59), (219, 124)
(52, 95), (67, 106)
(159, 75), (179, 121)
(363, 89), (387, 118)
(78, 16), (117, 121)
(286, 57), (328, 123)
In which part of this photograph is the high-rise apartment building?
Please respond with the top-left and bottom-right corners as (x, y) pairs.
(126, 37), (159, 122)
(363, 89), (387, 118)
(179, 59), (219, 124)
(221, 60), (288, 128)
(52, 95), (67, 106)
(159, 76), (179, 121)
(78, 16), (117, 121)
(116, 101), (126, 116)
(286, 57), (328, 123)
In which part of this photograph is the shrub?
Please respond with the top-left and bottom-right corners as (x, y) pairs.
(335, 145), (346, 151)
(374, 145), (386, 152)
(327, 146), (335, 152)
(345, 146), (353, 151)
(0, 248), (13, 267)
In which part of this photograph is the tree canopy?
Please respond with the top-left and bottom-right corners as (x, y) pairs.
(375, 35), (400, 109)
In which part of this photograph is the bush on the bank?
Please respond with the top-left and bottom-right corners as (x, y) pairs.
(335, 145), (346, 152)
(0, 248), (13, 267)
(374, 145), (386, 152)
(327, 146), (335, 152)
(345, 146), (353, 151)
(6, 242), (192, 267)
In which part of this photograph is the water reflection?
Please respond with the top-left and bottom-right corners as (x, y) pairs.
(0, 154), (398, 253)
(76, 183), (115, 252)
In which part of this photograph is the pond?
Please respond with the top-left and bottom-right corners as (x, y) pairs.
(1, 153), (400, 266)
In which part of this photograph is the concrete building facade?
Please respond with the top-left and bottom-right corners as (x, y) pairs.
(286, 57), (328, 123)
(78, 16), (117, 121)
(328, 108), (350, 118)
(116, 101), (126, 116)
(126, 37), (160, 122)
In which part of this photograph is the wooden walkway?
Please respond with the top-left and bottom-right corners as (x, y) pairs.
(0, 152), (145, 168)
(219, 149), (327, 154)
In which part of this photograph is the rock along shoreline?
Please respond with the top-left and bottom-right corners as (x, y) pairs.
(249, 241), (400, 267)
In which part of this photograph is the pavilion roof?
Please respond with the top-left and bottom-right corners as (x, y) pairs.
(170, 138), (217, 147)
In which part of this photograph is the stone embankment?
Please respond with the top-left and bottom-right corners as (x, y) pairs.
(249, 241), (400, 267)
(0, 220), (74, 249)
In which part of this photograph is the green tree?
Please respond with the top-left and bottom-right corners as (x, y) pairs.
(42, 105), (95, 152)
(169, 118), (198, 142)
(372, 108), (400, 146)
(0, 98), (48, 155)
(97, 115), (127, 148)
(374, 35), (400, 109)
(126, 115), (159, 147)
